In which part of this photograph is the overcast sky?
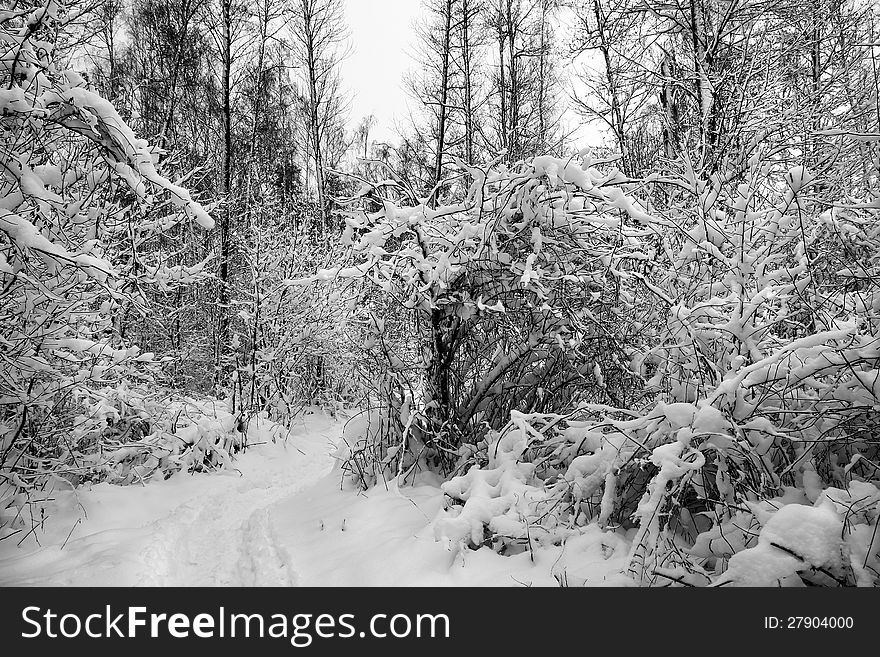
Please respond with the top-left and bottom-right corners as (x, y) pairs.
(341, 0), (423, 144)
(340, 0), (600, 150)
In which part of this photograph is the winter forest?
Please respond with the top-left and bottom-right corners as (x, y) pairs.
(2, 0), (880, 589)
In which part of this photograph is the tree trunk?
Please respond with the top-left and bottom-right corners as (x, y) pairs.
(215, 0), (234, 389)
(594, 0), (628, 175)
(432, 0), (454, 205)
(302, 3), (328, 241)
(461, 0), (475, 165)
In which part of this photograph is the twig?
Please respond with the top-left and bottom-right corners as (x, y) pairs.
(61, 517), (81, 551)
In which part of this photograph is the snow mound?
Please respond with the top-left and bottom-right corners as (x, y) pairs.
(718, 502), (846, 586)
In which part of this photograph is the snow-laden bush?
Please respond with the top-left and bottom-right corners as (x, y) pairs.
(0, 2), (217, 530)
(64, 384), (246, 485)
(314, 154), (652, 487)
(324, 145), (880, 585)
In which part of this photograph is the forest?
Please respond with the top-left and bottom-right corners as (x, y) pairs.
(1, 0), (880, 588)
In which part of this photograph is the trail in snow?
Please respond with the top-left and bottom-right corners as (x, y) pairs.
(135, 481), (297, 587)
(1, 410), (632, 588)
(0, 413), (340, 587)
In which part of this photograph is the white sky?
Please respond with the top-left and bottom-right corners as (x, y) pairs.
(341, 0), (423, 144)
(341, 0), (602, 150)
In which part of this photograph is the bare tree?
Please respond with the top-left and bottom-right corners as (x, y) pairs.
(204, 0), (252, 385)
(407, 0), (492, 201)
(488, 0), (561, 163)
(569, 0), (659, 176)
(287, 0), (350, 240)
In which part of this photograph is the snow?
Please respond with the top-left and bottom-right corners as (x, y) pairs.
(0, 411), (632, 587)
(785, 166), (814, 195)
(273, 473), (631, 586)
(0, 413), (337, 586)
(716, 502), (846, 586)
(761, 503), (844, 568)
(0, 209), (115, 281)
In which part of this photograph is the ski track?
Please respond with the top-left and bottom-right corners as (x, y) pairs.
(137, 470), (303, 586)
(136, 420), (337, 586)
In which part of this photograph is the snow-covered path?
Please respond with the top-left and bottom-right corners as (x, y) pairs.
(1, 411), (633, 588)
(0, 414), (340, 587)
(134, 472), (300, 586)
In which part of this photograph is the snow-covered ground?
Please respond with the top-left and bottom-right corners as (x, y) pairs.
(0, 412), (338, 586)
(0, 411), (631, 587)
